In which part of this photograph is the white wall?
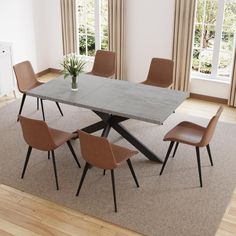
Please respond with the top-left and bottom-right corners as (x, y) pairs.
(124, 0), (175, 82)
(0, 0), (230, 99)
(0, 0), (63, 73)
(190, 78), (230, 99)
(0, 0), (38, 70)
(123, 0), (230, 99)
(32, 0), (63, 72)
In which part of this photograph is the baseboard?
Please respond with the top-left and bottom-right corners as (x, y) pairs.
(49, 68), (62, 74)
(190, 93), (228, 104)
(35, 68), (62, 78)
(35, 68), (50, 78)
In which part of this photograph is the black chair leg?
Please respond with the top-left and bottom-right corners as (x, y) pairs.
(126, 159), (139, 188)
(67, 141), (81, 168)
(40, 99), (45, 121)
(51, 150), (59, 190)
(37, 97), (39, 110)
(196, 147), (203, 187)
(17, 94), (26, 122)
(103, 169), (106, 176)
(160, 141), (175, 175)
(172, 142), (179, 158)
(111, 169), (117, 212)
(206, 144), (213, 166)
(76, 162), (90, 196)
(21, 146), (32, 178)
(55, 102), (63, 116)
(48, 151), (50, 160)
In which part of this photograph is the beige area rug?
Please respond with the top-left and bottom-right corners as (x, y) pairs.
(0, 97), (236, 236)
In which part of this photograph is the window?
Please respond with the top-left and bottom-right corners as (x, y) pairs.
(76, 0), (109, 57)
(192, 0), (236, 81)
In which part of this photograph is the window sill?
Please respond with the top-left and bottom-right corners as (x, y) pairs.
(79, 55), (94, 62)
(191, 76), (231, 85)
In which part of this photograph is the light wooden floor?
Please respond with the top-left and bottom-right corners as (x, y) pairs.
(1, 73), (236, 235)
(0, 184), (140, 236)
(216, 189), (236, 236)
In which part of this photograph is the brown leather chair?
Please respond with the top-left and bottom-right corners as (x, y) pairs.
(13, 61), (63, 121)
(76, 130), (139, 212)
(19, 116), (81, 190)
(159, 106), (223, 187)
(142, 58), (174, 88)
(87, 50), (116, 78)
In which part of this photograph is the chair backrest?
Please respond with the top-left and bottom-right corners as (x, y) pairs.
(19, 116), (56, 151)
(13, 61), (37, 93)
(90, 50), (116, 78)
(200, 106), (223, 146)
(145, 58), (174, 87)
(78, 130), (118, 169)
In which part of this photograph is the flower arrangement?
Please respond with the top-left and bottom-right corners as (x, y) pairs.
(61, 53), (86, 78)
(61, 54), (86, 91)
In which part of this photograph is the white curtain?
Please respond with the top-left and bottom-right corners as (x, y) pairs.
(108, 0), (124, 80)
(60, 0), (77, 55)
(172, 0), (196, 91)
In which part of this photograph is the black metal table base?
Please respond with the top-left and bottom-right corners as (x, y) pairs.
(81, 111), (163, 163)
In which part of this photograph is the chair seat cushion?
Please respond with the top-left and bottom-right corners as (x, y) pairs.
(21, 81), (43, 93)
(110, 144), (138, 164)
(50, 128), (75, 147)
(164, 121), (206, 146)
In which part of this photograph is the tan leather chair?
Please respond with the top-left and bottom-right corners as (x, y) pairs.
(87, 50), (116, 78)
(13, 61), (63, 121)
(76, 130), (139, 212)
(142, 58), (174, 88)
(160, 106), (223, 187)
(19, 116), (81, 190)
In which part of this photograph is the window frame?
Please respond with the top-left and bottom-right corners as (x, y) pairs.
(76, 0), (108, 59)
(191, 0), (236, 82)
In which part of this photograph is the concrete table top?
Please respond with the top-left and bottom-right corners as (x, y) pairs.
(27, 74), (189, 125)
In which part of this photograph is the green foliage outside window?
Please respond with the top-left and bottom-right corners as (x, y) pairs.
(77, 0), (109, 57)
(192, 0), (236, 77)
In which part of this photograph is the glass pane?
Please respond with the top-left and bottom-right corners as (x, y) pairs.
(223, 0), (236, 30)
(194, 24), (202, 47)
(79, 25), (85, 34)
(221, 27), (235, 51)
(87, 14), (95, 28)
(196, 0), (204, 23)
(199, 50), (213, 74)
(101, 24), (108, 36)
(100, 0), (108, 24)
(205, 0), (218, 25)
(192, 49), (201, 72)
(218, 52), (232, 77)
(79, 35), (86, 56)
(100, 0), (108, 49)
(87, 35), (95, 56)
(101, 37), (108, 50)
(86, 0), (94, 14)
(202, 25), (216, 49)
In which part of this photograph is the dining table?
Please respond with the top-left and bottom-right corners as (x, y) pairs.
(27, 74), (188, 163)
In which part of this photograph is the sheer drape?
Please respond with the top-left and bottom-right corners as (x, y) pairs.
(60, 0), (77, 55)
(108, 0), (124, 80)
(228, 49), (236, 106)
(172, 0), (196, 91)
